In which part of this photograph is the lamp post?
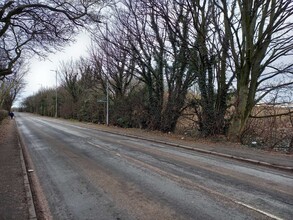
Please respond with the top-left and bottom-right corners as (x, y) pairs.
(55, 71), (58, 118)
(105, 22), (109, 126)
(106, 79), (109, 126)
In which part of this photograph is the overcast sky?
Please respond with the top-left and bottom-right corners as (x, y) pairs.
(14, 32), (91, 107)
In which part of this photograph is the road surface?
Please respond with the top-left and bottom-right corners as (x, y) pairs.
(16, 113), (293, 220)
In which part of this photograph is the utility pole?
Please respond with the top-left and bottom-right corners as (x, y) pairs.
(106, 79), (109, 126)
(106, 23), (109, 126)
(55, 70), (58, 118)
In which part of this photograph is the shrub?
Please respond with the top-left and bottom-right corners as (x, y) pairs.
(0, 109), (8, 123)
(242, 106), (293, 152)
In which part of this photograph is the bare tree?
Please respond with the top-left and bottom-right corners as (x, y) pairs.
(0, 0), (105, 79)
(215, 0), (293, 141)
(90, 26), (137, 100)
(0, 60), (27, 110)
(59, 58), (103, 120)
(172, 0), (235, 136)
(59, 60), (83, 104)
(112, 0), (197, 132)
(88, 21), (145, 126)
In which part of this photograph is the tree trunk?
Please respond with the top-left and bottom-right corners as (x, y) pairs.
(288, 136), (293, 154)
(160, 93), (185, 132)
(228, 85), (251, 141)
(145, 83), (164, 130)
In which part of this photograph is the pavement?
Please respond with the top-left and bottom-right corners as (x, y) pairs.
(0, 116), (292, 220)
(0, 118), (36, 220)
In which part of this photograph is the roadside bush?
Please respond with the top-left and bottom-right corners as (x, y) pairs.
(0, 109), (8, 123)
(241, 106), (293, 153)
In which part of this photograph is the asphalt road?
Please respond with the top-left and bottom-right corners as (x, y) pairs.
(16, 113), (293, 220)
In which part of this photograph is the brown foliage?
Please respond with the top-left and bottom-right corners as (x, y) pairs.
(242, 105), (293, 152)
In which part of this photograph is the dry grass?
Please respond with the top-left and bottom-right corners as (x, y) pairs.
(242, 106), (293, 152)
(175, 105), (293, 152)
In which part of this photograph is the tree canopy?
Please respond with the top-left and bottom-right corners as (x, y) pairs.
(0, 0), (104, 79)
(20, 0), (293, 143)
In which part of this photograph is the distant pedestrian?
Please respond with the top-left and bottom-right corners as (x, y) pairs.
(9, 112), (14, 119)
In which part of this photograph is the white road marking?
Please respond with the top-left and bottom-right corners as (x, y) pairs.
(88, 141), (121, 157)
(234, 201), (283, 220)
(88, 141), (285, 220)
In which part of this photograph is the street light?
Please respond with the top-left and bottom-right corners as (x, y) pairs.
(105, 22), (109, 126)
(106, 79), (109, 126)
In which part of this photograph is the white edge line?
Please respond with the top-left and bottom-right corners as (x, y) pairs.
(19, 143), (37, 219)
(235, 201), (283, 220)
(89, 136), (285, 220)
